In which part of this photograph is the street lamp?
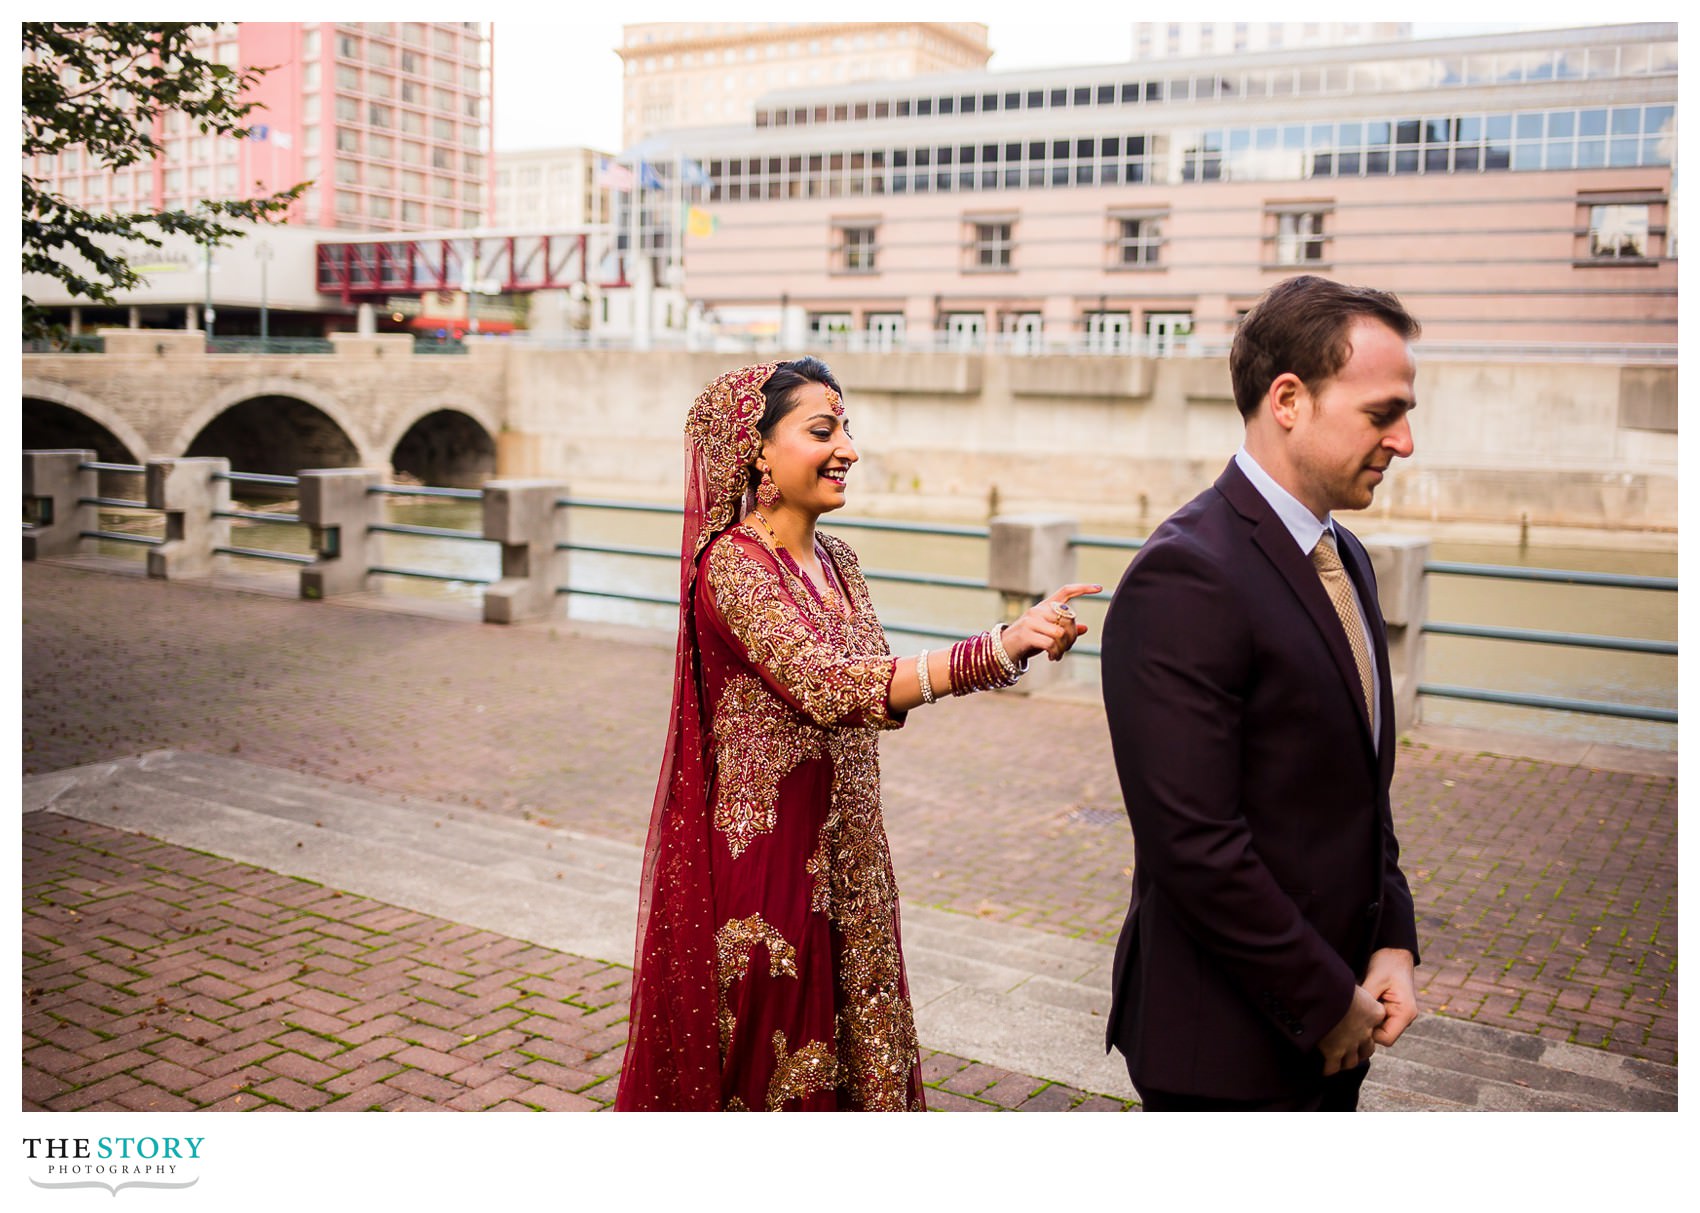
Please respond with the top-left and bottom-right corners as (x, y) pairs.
(255, 240), (274, 344)
(202, 239), (216, 339)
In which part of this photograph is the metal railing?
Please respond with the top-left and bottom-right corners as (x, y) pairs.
(363, 482), (493, 585)
(73, 460), (160, 547)
(205, 336), (336, 355)
(30, 456), (1676, 729)
(206, 471), (313, 564)
(23, 335), (105, 354)
(551, 497), (994, 629)
(27, 331), (1675, 365)
(1419, 559), (1676, 723)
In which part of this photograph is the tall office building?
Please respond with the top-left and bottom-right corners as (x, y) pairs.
(1131, 22), (1411, 61)
(26, 22), (494, 233)
(617, 22), (991, 148)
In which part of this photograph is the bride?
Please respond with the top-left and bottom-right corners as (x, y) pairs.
(615, 358), (1097, 1111)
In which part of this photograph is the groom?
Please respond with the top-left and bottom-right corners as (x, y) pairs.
(1100, 275), (1423, 1111)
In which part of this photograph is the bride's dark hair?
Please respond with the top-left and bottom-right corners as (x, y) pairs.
(756, 356), (843, 438)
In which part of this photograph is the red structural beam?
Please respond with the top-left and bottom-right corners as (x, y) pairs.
(315, 234), (615, 303)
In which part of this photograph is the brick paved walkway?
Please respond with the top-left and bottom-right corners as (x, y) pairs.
(24, 813), (1129, 1112)
(21, 561), (1678, 1089)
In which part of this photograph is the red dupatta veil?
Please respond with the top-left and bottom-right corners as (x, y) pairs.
(615, 363), (778, 1111)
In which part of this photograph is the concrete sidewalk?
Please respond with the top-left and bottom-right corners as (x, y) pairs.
(21, 560), (1679, 1110)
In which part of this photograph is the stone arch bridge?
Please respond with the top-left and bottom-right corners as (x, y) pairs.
(22, 329), (510, 489)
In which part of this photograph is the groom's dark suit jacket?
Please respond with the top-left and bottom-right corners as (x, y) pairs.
(1100, 460), (1420, 1100)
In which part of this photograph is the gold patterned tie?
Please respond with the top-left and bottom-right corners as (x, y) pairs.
(1311, 531), (1375, 723)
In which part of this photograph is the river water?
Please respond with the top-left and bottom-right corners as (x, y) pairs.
(98, 496), (1677, 752)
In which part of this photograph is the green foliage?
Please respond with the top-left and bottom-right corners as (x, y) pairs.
(21, 22), (309, 339)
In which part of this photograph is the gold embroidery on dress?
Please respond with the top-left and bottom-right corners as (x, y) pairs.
(818, 533), (923, 1110)
(714, 914), (799, 1061)
(767, 1032), (838, 1111)
(706, 528), (920, 1111)
(704, 532), (899, 730)
(725, 1096), (750, 1111)
(824, 728), (918, 1110)
(711, 674), (825, 858)
(804, 821), (833, 915)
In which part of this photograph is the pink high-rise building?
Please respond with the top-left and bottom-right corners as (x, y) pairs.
(31, 22), (494, 233)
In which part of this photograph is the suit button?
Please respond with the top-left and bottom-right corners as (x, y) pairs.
(1365, 900), (1381, 919)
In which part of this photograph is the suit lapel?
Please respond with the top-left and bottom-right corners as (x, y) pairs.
(1216, 463), (1377, 749)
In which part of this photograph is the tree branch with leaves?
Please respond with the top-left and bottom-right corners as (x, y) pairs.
(22, 22), (309, 340)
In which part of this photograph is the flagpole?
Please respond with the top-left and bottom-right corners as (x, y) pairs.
(626, 155), (646, 349)
(672, 150), (684, 296)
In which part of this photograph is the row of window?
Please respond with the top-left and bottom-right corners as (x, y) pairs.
(306, 187), (480, 230)
(751, 40), (1676, 131)
(327, 80), (483, 119)
(704, 105), (1674, 200)
(321, 58), (485, 93)
(330, 95), (485, 139)
(325, 26), (481, 63)
(332, 124), (488, 158)
(804, 309), (1196, 355)
(327, 161), (484, 201)
(823, 200), (1664, 275)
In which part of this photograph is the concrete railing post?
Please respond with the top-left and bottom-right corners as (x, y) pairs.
(481, 480), (567, 624)
(297, 468), (383, 599)
(1363, 534), (1431, 735)
(987, 513), (1079, 693)
(144, 457), (230, 579)
(22, 450), (98, 560)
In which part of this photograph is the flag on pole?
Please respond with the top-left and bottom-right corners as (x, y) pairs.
(597, 156), (634, 190)
(638, 160), (665, 191)
(680, 158), (712, 188)
(686, 206), (718, 237)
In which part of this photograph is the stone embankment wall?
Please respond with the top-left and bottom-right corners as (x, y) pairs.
(498, 347), (1677, 532)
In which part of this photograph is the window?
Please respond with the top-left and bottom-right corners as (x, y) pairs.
(836, 222), (877, 272)
(1115, 215), (1163, 266)
(808, 312), (852, 348)
(1145, 311), (1193, 357)
(944, 312), (986, 350)
(1001, 312), (1043, 353)
(865, 312), (905, 350)
(970, 220), (1013, 270)
(1084, 311), (1132, 354)
(1274, 209), (1328, 264)
(1587, 203), (1650, 260)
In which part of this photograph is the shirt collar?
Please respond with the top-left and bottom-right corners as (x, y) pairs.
(1234, 446), (1332, 555)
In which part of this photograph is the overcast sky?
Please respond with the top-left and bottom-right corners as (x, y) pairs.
(490, 14), (1609, 153)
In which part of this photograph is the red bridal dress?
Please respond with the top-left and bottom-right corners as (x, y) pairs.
(617, 364), (925, 1112)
